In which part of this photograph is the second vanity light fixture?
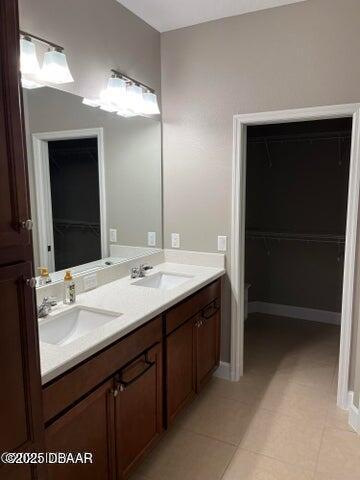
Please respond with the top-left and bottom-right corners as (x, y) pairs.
(83, 69), (160, 117)
(20, 31), (74, 88)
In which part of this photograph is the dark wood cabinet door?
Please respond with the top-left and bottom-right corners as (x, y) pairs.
(195, 302), (221, 392)
(0, 262), (45, 480)
(45, 379), (116, 480)
(115, 344), (163, 479)
(166, 318), (196, 424)
(0, 0), (32, 258)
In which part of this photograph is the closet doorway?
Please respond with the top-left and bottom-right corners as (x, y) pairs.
(230, 104), (360, 411)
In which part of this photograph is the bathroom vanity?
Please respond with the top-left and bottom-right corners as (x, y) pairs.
(40, 265), (223, 480)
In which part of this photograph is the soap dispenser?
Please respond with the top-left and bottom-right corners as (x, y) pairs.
(63, 270), (76, 304)
(38, 267), (51, 286)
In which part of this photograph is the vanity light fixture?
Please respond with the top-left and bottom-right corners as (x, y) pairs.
(82, 69), (160, 118)
(99, 76), (127, 111)
(40, 49), (74, 84)
(20, 36), (41, 75)
(125, 83), (144, 114)
(142, 91), (161, 115)
(20, 31), (74, 86)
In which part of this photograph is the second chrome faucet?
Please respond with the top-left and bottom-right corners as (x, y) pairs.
(130, 264), (153, 279)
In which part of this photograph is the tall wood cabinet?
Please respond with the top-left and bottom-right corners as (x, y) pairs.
(0, 1), (46, 479)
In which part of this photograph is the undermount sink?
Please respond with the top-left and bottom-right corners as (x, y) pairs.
(133, 272), (193, 290)
(39, 306), (121, 346)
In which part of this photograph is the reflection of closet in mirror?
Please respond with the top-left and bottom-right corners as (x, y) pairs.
(31, 128), (106, 273)
(48, 137), (101, 271)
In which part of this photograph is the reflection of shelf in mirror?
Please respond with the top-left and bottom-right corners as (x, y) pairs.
(246, 230), (345, 245)
(53, 219), (100, 237)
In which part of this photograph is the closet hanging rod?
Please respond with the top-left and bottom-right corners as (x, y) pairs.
(246, 230), (345, 245)
(248, 130), (351, 145)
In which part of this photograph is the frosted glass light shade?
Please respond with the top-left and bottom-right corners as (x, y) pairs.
(142, 92), (160, 115)
(20, 38), (40, 75)
(40, 50), (74, 84)
(126, 84), (144, 114)
(100, 77), (127, 109)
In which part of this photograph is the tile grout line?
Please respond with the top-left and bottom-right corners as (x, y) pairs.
(224, 444), (318, 478)
(312, 422), (327, 479)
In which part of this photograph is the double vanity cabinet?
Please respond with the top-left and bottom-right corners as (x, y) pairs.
(42, 278), (222, 479)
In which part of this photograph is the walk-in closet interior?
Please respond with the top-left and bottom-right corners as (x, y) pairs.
(244, 118), (352, 375)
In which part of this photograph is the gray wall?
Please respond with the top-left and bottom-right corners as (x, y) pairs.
(161, 0), (360, 369)
(19, 0), (161, 100)
(24, 87), (162, 268)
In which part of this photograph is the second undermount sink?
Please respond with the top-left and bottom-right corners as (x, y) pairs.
(132, 272), (193, 290)
(39, 306), (121, 346)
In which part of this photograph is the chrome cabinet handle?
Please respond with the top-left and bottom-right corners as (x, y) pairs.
(26, 277), (37, 288)
(111, 386), (120, 398)
(21, 219), (33, 231)
(116, 355), (155, 392)
(202, 302), (219, 320)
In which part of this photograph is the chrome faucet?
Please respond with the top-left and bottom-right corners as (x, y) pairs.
(38, 297), (57, 318)
(130, 264), (153, 279)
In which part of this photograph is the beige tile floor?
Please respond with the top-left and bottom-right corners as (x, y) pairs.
(131, 314), (360, 480)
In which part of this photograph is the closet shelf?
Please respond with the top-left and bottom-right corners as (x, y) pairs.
(246, 230), (345, 244)
(53, 219), (101, 237)
(247, 130), (351, 145)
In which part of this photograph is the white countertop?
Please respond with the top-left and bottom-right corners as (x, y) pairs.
(39, 262), (225, 384)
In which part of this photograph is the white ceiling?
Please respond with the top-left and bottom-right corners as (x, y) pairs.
(117, 0), (307, 32)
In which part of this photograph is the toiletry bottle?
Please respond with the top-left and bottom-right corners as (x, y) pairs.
(63, 270), (76, 304)
(38, 267), (51, 286)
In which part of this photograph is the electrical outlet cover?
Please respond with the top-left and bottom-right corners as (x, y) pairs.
(109, 228), (117, 243)
(148, 231), (156, 247)
(83, 273), (97, 291)
(217, 235), (227, 252)
(171, 233), (180, 249)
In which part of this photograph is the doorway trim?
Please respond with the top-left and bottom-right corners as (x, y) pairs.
(32, 127), (107, 271)
(230, 103), (360, 410)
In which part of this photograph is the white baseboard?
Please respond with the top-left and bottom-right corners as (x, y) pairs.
(214, 361), (231, 381)
(348, 392), (360, 434)
(248, 301), (341, 325)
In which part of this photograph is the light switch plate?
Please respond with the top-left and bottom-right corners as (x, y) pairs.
(83, 273), (97, 291)
(148, 231), (156, 247)
(217, 235), (227, 252)
(171, 233), (180, 249)
(109, 228), (117, 243)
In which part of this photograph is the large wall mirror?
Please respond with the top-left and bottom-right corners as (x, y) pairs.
(23, 86), (162, 283)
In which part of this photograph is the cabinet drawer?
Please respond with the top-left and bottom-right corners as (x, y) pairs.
(165, 279), (221, 335)
(43, 316), (162, 423)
